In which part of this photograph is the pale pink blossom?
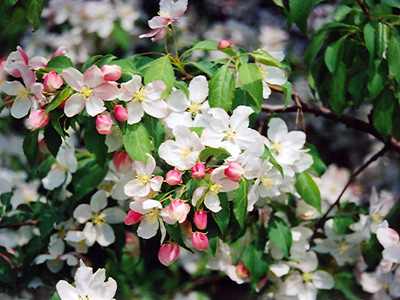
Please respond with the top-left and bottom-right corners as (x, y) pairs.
(158, 243), (180, 266)
(119, 75), (167, 124)
(224, 161), (244, 182)
(62, 65), (120, 117)
(165, 170), (182, 185)
(28, 110), (49, 131)
(101, 64), (121, 82)
(112, 151), (133, 173)
(44, 70), (63, 92)
(218, 40), (233, 50)
(160, 199), (190, 224)
(96, 114), (113, 135)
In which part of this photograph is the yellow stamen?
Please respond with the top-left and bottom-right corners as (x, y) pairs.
(188, 102), (201, 115)
(93, 215), (105, 225)
(16, 88), (30, 101)
(225, 128), (237, 140)
(302, 272), (312, 283)
(134, 87), (147, 103)
(81, 86), (94, 99)
(272, 142), (283, 153)
(209, 184), (222, 195)
(262, 178), (275, 190)
(135, 171), (151, 186)
(180, 148), (191, 159)
(259, 66), (269, 80)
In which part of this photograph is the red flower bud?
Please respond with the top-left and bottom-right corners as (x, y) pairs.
(158, 243), (180, 266)
(192, 232), (209, 251)
(191, 163), (206, 178)
(114, 105), (128, 122)
(193, 210), (207, 230)
(218, 40), (232, 50)
(101, 64), (122, 81)
(96, 114), (113, 135)
(165, 170), (182, 185)
(224, 161), (244, 182)
(124, 210), (142, 225)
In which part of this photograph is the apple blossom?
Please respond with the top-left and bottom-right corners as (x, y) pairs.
(96, 114), (113, 135)
(158, 243), (180, 266)
(140, 0), (188, 41)
(43, 70), (63, 92)
(119, 75), (167, 124)
(160, 199), (190, 224)
(376, 221), (400, 264)
(191, 163), (206, 179)
(62, 65), (120, 117)
(192, 232), (209, 251)
(165, 169), (182, 185)
(193, 210), (207, 230)
(224, 161), (244, 182)
(124, 210), (142, 225)
(28, 110), (49, 131)
(56, 260), (117, 300)
(100, 64), (121, 81)
(112, 151), (133, 173)
(124, 154), (164, 198)
(113, 105), (128, 121)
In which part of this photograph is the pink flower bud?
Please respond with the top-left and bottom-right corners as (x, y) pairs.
(158, 243), (180, 266)
(43, 70), (63, 92)
(96, 114), (113, 135)
(193, 210), (207, 230)
(101, 64), (122, 81)
(114, 105), (128, 121)
(218, 40), (232, 50)
(113, 151), (133, 173)
(165, 170), (182, 185)
(235, 263), (251, 279)
(168, 199), (190, 223)
(191, 163), (206, 178)
(28, 110), (49, 131)
(192, 232), (209, 251)
(124, 210), (142, 225)
(206, 168), (213, 174)
(224, 161), (244, 182)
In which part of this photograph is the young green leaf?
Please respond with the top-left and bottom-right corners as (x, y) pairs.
(387, 35), (400, 83)
(288, 0), (323, 35)
(325, 37), (345, 74)
(165, 224), (193, 253)
(144, 56), (174, 98)
(208, 64), (235, 111)
(367, 60), (388, 100)
(20, 0), (46, 31)
(232, 179), (249, 229)
(143, 116), (166, 150)
(47, 56), (75, 73)
(373, 88), (394, 139)
(123, 123), (152, 163)
(306, 143), (326, 177)
(23, 130), (39, 168)
(329, 61), (346, 116)
(84, 122), (107, 168)
(242, 243), (269, 288)
(238, 63), (263, 110)
(44, 125), (62, 158)
(214, 193), (230, 234)
(268, 216), (292, 258)
(303, 31), (327, 66)
(251, 49), (282, 68)
(295, 172), (322, 213)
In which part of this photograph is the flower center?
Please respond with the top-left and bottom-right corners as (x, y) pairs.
(93, 215), (105, 225)
(134, 87), (147, 103)
(259, 66), (269, 80)
(338, 240), (349, 255)
(188, 102), (201, 116)
(180, 148), (191, 159)
(135, 171), (151, 186)
(302, 272), (312, 283)
(16, 88), (30, 101)
(81, 86), (94, 99)
(224, 128), (237, 141)
(262, 178), (275, 190)
(272, 142), (283, 153)
(372, 213), (383, 224)
(209, 184), (222, 195)
(145, 209), (159, 224)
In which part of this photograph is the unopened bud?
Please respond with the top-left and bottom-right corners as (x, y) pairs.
(224, 161), (244, 182)
(114, 105), (128, 121)
(28, 110), (49, 131)
(193, 210), (207, 230)
(96, 114), (113, 135)
(166, 170), (182, 185)
(168, 199), (190, 223)
(218, 40), (232, 50)
(43, 70), (63, 92)
(101, 64), (121, 81)
(158, 243), (180, 266)
(113, 151), (133, 173)
(236, 263), (251, 279)
(192, 232), (209, 251)
(124, 210), (142, 225)
(191, 163), (205, 179)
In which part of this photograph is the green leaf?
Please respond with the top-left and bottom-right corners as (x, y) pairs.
(242, 243), (269, 288)
(281, 81), (293, 109)
(199, 147), (230, 162)
(191, 40), (236, 56)
(0, 0), (17, 33)
(0, 254), (15, 288)
(325, 37), (345, 74)
(382, 0), (400, 8)
(23, 130), (39, 168)
(20, 0), (45, 31)
(165, 224), (193, 253)
(189, 61), (217, 77)
(206, 220), (219, 257)
(387, 35), (400, 83)
(376, 23), (389, 58)
(333, 216), (355, 235)
(367, 60), (388, 100)
(262, 146), (284, 178)
(251, 49), (283, 68)
(214, 193), (229, 234)
(333, 5), (353, 21)
(46, 87), (73, 113)
(144, 56), (174, 98)
(111, 22), (129, 51)
(333, 271), (362, 300)
(232, 179), (249, 229)
(123, 123), (152, 163)
(238, 63), (263, 110)
(111, 59), (138, 81)
(131, 56), (154, 73)
(373, 88), (394, 139)
(306, 143), (326, 177)
(143, 116), (165, 150)
(364, 23), (376, 63)
(84, 121), (108, 168)
(81, 55), (103, 73)
(95, 54), (118, 67)
(289, 0), (323, 35)
(38, 208), (58, 238)
(208, 64), (235, 111)
(71, 159), (109, 201)
(303, 31), (326, 65)
(329, 61), (346, 116)
(47, 56), (75, 73)
(348, 72), (367, 108)
(295, 172), (322, 213)
(44, 125), (62, 158)
(49, 291), (62, 300)
(268, 216), (292, 258)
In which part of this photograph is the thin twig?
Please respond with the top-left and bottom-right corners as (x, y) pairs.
(181, 274), (223, 295)
(0, 220), (38, 228)
(309, 144), (389, 244)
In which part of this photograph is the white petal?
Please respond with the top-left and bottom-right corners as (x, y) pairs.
(102, 207), (127, 224)
(56, 280), (79, 300)
(189, 75), (208, 103)
(62, 68), (84, 92)
(312, 270), (335, 289)
(90, 190), (108, 214)
(95, 223), (115, 247)
(86, 95), (106, 117)
(73, 204), (92, 223)
(204, 193), (221, 213)
(64, 93), (85, 117)
(166, 89), (188, 112)
(137, 218), (159, 239)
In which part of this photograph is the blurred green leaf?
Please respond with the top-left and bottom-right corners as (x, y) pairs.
(252, 49), (282, 68)
(232, 179), (248, 229)
(20, 0), (45, 31)
(373, 88), (394, 139)
(242, 243), (269, 288)
(387, 35), (400, 83)
(238, 63), (263, 110)
(295, 172), (322, 213)
(214, 193), (229, 234)
(325, 37), (345, 74)
(208, 64), (235, 111)
(23, 130), (39, 168)
(268, 216), (292, 258)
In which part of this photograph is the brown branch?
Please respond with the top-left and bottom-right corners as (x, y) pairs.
(180, 274), (223, 295)
(0, 220), (38, 229)
(309, 144), (389, 245)
(261, 92), (400, 154)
